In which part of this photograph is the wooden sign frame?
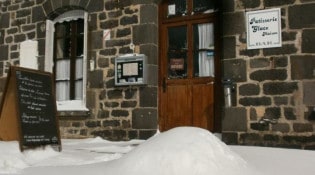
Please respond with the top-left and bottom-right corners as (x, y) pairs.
(0, 66), (61, 151)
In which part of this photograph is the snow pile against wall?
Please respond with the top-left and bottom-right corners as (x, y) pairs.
(0, 127), (258, 175)
(105, 127), (257, 175)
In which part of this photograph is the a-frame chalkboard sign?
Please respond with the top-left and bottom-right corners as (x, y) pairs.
(0, 66), (61, 151)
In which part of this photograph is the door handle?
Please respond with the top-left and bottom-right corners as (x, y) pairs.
(163, 77), (166, 92)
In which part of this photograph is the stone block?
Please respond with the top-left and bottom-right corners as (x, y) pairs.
(240, 133), (262, 144)
(265, 107), (281, 119)
(293, 123), (314, 132)
(250, 69), (287, 82)
(222, 132), (239, 145)
(16, 9), (31, 18)
(223, 36), (236, 59)
(222, 12), (245, 35)
(112, 110), (129, 117)
(274, 96), (288, 106)
(139, 130), (157, 140)
(32, 6), (45, 23)
(91, 130), (112, 140)
(0, 64), (3, 77)
(100, 19), (119, 29)
(302, 29), (315, 53)
(0, 13), (10, 28)
(87, 0), (104, 12)
(239, 83), (260, 96)
(289, 3), (315, 29)
(97, 110), (110, 119)
(106, 39), (131, 47)
(273, 56), (288, 67)
(85, 120), (101, 128)
(132, 108), (157, 129)
(140, 87), (157, 107)
(282, 31), (296, 41)
(250, 107), (257, 120)
(239, 49), (260, 57)
(128, 130), (138, 139)
(146, 65), (158, 86)
(264, 0), (295, 7)
(120, 15), (138, 26)
(104, 102), (119, 108)
(112, 130), (127, 140)
(140, 4), (157, 24)
(88, 70), (104, 88)
(131, 0), (158, 5)
(251, 123), (269, 131)
(90, 31), (104, 49)
(133, 24), (157, 44)
(223, 59), (247, 82)
(14, 34), (26, 43)
(307, 108), (315, 121)
(221, 0), (234, 12)
(240, 0), (261, 9)
(222, 107), (247, 132)
(284, 107), (297, 120)
(0, 45), (8, 61)
(125, 7), (138, 14)
(43, 1), (53, 18)
(124, 88), (137, 99)
(107, 89), (123, 99)
(263, 44), (297, 56)
(263, 134), (280, 142)
(100, 48), (117, 56)
(291, 55), (315, 80)
(121, 101), (137, 108)
(105, 78), (115, 88)
(263, 82), (298, 95)
(140, 44), (158, 65)
(239, 97), (272, 106)
(283, 135), (308, 144)
(119, 46), (133, 54)
(272, 123), (290, 133)
(107, 69), (114, 77)
(250, 58), (270, 68)
(103, 120), (120, 127)
(98, 57), (110, 68)
(117, 27), (131, 38)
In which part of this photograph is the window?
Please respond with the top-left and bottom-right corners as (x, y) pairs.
(45, 10), (88, 111)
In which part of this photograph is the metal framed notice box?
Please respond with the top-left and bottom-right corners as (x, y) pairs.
(246, 8), (282, 50)
(115, 54), (148, 86)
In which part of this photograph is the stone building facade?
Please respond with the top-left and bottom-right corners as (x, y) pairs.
(221, 0), (315, 149)
(0, 0), (315, 149)
(0, 0), (159, 141)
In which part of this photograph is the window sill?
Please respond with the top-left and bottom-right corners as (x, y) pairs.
(57, 110), (90, 119)
(56, 100), (89, 119)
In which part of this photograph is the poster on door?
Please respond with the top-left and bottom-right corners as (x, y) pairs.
(246, 8), (282, 50)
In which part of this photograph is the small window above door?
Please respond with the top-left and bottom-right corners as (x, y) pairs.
(161, 0), (217, 19)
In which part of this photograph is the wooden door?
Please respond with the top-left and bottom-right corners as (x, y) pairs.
(158, 0), (220, 132)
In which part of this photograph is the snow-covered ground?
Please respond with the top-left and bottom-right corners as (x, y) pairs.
(0, 127), (315, 175)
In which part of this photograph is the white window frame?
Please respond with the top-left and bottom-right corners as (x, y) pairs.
(45, 10), (88, 111)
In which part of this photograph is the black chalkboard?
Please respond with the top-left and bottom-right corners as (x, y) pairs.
(11, 66), (61, 151)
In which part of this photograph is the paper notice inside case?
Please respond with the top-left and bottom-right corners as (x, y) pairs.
(168, 4), (176, 15)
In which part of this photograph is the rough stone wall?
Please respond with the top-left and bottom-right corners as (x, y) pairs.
(222, 0), (315, 149)
(0, 0), (159, 141)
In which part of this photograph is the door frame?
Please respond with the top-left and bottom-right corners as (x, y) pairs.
(157, 0), (222, 132)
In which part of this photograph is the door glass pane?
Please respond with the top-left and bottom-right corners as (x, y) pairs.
(193, 0), (216, 14)
(167, 0), (187, 18)
(168, 26), (187, 79)
(193, 23), (214, 77)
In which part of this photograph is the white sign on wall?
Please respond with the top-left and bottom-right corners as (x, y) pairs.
(246, 8), (282, 50)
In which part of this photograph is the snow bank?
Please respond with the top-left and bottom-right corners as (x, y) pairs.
(1, 127), (259, 175)
(105, 127), (257, 175)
